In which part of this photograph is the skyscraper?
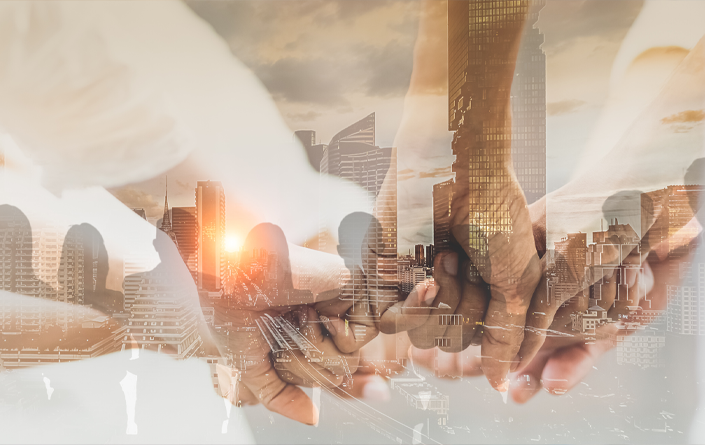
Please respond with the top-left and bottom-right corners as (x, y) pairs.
(172, 206), (198, 282)
(131, 208), (147, 220)
(295, 129), (315, 150)
(159, 178), (179, 248)
(414, 244), (425, 267)
(426, 244), (434, 268)
(319, 113), (397, 307)
(196, 181), (226, 295)
(510, 1), (546, 205)
(449, 1), (546, 205)
(447, 0), (539, 275)
(295, 129), (326, 172)
(123, 262), (202, 359)
(433, 178), (454, 254)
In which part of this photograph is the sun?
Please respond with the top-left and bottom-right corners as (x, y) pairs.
(224, 235), (241, 252)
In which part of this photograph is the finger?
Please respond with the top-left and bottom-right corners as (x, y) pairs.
(510, 348), (551, 404)
(446, 261), (489, 352)
(240, 356), (319, 425)
(276, 307), (359, 384)
(409, 345), (483, 378)
(540, 340), (613, 396)
(406, 252), (462, 349)
(481, 252), (541, 391)
(514, 273), (554, 373)
(377, 280), (439, 334)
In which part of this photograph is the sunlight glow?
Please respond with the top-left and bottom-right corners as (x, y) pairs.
(224, 235), (241, 252)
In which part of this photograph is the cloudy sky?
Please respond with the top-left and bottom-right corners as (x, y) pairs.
(108, 0), (704, 252)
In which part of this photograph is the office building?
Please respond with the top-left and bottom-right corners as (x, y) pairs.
(616, 329), (666, 368)
(432, 178), (454, 254)
(319, 113), (398, 307)
(172, 206), (198, 282)
(426, 244), (434, 268)
(294, 130), (327, 172)
(400, 265), (426, 294)
(449, 0), (546, 207)
(196, 181), (226, 295)
(123, 266), (202, 359)
(642, 185), (704, 261)
(587, 221), (642, 308)
(414, 244), (425, 267)
(666, 260), (705, 335)
(132, 208), (147, 220)
(159, 180), (179, 248)
(510, 1), (547, 205)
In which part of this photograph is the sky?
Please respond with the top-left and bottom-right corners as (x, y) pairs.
(107, 0), (704, 252)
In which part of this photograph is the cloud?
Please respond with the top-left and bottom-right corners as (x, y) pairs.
(539, 1), (643, 56)
(631, 46), (689, 65)
(110, 186), (161, 217)
(547, 99), (587, 116)
(287, 110), (323, 122)
(661, 109), (705, 133)
(661, 109), (705, 125)
(401, 229), (431, 247)
(175, 179), (190, 190)
(398, 168), (416, 181)
(418, 166), (452, 179)
(255, 57), (350, 105)
(335, 1), (388, 21)
(363, 40), (414, 97)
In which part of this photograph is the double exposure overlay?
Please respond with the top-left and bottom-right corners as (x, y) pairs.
(1, 1), (705, 443)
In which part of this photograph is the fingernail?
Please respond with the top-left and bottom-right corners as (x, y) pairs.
(422, 282), (439, 306)
(362, 377), (391, 402)
(510, 374), (539, 404)
(442, 253), (458, 276)
(319, 315), (337, 336)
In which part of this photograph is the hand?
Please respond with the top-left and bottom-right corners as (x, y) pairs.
(210, 223), (362, 425)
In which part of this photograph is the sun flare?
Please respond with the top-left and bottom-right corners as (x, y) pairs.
(224, 235), (241, 252)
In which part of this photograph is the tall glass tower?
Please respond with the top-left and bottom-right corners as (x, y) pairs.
(447, 0), (545, 272)
(196, 180), (226, 295)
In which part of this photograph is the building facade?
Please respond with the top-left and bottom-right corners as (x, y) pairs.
(319, 113), (398, 308)
(172, 206), (198, 282)
(196, 181), (226, 295)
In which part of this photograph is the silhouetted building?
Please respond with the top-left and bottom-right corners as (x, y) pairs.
(132, 208), (147, 220)
(295, 130), (326, 172)
(433, 178), (454, 254)
(172, 206), (197, 282)
(426, 244), (434, 268)
(159, 179), (179, 249)
(66, 224), (124, 315)
(196, 180), (226, 296)
(414, 244), (425, 267)
(0, 206), (39, 299)
(295, 130), (315, 150)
